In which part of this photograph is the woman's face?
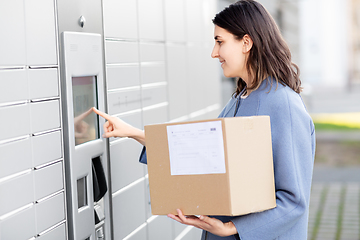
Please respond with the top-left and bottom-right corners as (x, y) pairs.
(211, 25), (249, 80)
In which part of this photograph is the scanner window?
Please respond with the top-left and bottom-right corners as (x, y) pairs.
(77, 176), (88, 209)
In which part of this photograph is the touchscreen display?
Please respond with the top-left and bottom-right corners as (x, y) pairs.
(72, 76), (99, 146)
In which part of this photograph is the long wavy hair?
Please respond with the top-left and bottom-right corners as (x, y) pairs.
(212, 0), (302, 96)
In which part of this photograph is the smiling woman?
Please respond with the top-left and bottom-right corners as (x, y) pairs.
(93, 1), (316, 240)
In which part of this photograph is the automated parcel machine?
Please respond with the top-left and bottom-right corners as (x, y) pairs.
(61, 32), (111, 240)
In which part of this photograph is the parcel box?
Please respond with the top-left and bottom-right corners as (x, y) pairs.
(144, 116), (276, 216)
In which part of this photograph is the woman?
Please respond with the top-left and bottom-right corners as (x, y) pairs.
(94, 0), (315, 239)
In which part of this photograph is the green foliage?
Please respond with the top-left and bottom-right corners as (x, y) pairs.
(314, 123), (360, 131)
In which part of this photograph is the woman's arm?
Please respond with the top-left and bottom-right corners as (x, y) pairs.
(92, 107), (146, 146)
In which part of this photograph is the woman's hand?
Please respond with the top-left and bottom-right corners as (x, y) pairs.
(92, 107), (146, 145)
(168, 209), (237, 237)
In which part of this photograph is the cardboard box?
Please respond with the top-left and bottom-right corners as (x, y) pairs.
(144, 116), (276, 216)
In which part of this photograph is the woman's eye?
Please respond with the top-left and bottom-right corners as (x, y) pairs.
(217, 41), (222, 45)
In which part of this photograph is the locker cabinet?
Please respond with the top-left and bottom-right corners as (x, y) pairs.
(0, 205), (36, 240)
(141, 85), (168, 108)
(112, 180), (146, 240)
(187, 44), (206, 113)
(28, 68), (59, 100)
(125, 225), (147, 240)
(37, 223), (66, 240)
(24, 0), (57, 66)
(106, 65), (140, 90)
(0, 69), (28, 104)
(147, 216), (173, 240)
(142, 105), (168, 126)
(139, 43), (165, 62)
(166, 45), (188, 120)
(138, 0), (164, 41)
(35, 192), (65, 233)
(30, 99), (60, 133)
(105, 41), (139, 64)
(185, 0), (204, 43)
(0, 137), (32, 179)
(0, 171), (34, 216)
(180, 227), (203, 240)
(110, 139), (145, 192)
(103, 0), (138, 39)
(140, 64), (166, 85)
(33, 161), (64, 200)
(0, 104), (31, 141)
(32, 130), (62, 167)
(0, 0), (26, 66)
(164, 0), (186, 42)
(107, 89), (142, 115)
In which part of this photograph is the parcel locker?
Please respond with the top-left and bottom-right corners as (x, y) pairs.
(140, 64), (166, 85)
(0, 0), (26, 66)
(32, 130), (62, 167)
(138, 0), (164, 41)
(139, 43), (165, 62)
(0, 69), (28, 104)
(112, 181), (147, 240)
(30, 100), (61, 133)
(147, 216), (173, 240)
(0, 104), (31, 141)
(166, 45), (188, 120)
(164, 0), (186, 42)
(0, 205), (36, 240)
(142, 105), (169, 126)
(103, 0), (138, 39)
(141, 85), (168, 108)
(35, 192), (66, 233)
(105, 41), (139, 64)
(28, 68), (59, 100)
(185, 0), (204, 43)
(0, 171), (34, 217)
(110, 139), (145, 192)
(106, 65), (140, 90)
(24, 0), (57, 66)
(107, 89), (142, 115)
(37, 223), (66, 240)
(124, 226), (147, 240)
(0, 137), (32, 179)
(33, 161), (64, 200)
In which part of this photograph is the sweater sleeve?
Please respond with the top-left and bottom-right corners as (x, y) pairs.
(232, 89), (315, 240)
(139, 146), (148, 164)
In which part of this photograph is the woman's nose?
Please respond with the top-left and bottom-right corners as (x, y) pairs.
(211, 46), (219, 58)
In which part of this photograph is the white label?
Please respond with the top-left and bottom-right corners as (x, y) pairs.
(167, 121), (226, 175)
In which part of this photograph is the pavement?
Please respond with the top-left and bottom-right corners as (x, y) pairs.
(308, 130), (360, 239)
(308, 181), (360, 240)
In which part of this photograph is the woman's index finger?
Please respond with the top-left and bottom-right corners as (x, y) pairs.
(92, 107), (112, 120)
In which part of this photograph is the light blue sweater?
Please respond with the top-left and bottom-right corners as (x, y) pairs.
(140, 78), (316, 240)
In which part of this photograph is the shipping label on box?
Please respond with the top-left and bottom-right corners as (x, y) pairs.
(167, 120), (226, 176)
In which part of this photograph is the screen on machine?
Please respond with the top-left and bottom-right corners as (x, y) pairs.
(72, 76), (100, 146)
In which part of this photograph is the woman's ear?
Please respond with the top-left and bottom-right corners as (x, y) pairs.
(242, 34), (253, 53)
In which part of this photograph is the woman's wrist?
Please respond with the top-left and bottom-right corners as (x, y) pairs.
(129, 128), (146, 146)
(225, 221), (237, 236)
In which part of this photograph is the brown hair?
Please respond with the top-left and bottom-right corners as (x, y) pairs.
(212, 0), (302, 96)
